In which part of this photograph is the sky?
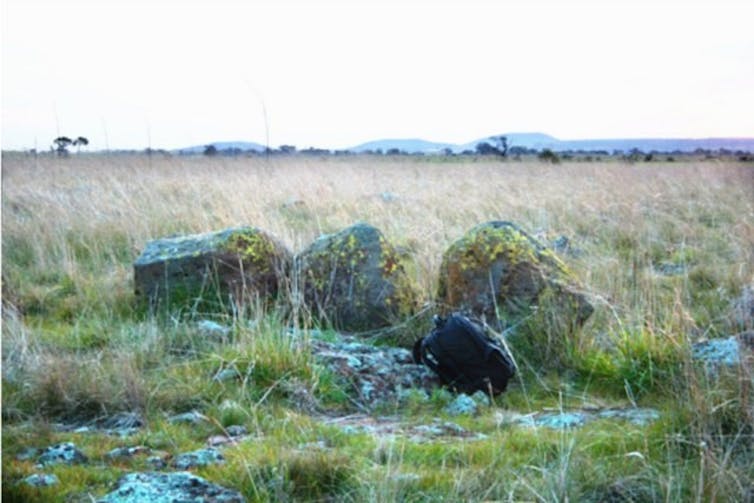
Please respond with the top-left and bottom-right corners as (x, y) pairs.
(2, 0), (753, 151)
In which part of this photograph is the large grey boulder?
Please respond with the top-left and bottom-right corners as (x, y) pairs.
(134, 227), (291, 312)
(98, 472), (244, 503)
(437, 221), (593, 342)
(295, 223), (419, 332)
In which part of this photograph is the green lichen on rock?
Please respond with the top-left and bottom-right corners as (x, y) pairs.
(134, 226), (292, 314)
(437, 221), (593, 337)
(296, 222), (419, 332)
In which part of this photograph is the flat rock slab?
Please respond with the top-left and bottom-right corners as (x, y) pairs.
(510, 407), (660, 429)
(310, 334), (441, 409)
(97, 471), (244, 503)
(321, 414), (486, 442)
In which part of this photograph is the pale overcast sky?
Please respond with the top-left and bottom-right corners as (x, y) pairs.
(2, 0), (753, 151)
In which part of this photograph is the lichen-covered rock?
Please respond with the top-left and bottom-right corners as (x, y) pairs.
(37, 442), (88, 466)
(514, 408), (662, 429)
(296, 222), (419, 332)
(437, 221), (593, 333)
(97, 471), (243, 503)
(311, 334), (441, 408)
(134, 227), (291, 312)
(22, 473), (59, 488)
(692, 331), (754, 375)
(172, 448), (225, 469)
(444, 394), (478, 416)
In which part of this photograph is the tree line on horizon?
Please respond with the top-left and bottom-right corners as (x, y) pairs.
(15, 135), (754, 163)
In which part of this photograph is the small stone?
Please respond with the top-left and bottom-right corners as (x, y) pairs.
(197, 320), (231, 339)
(444, 394), (478, 416)
(101, 412), (146, 430)
(213, 367), (241, 382)
(172, 448), (225, 469)
(225, 425), (248, 437)
(146, 456), (168, 470)
(37, 442), (88, 466)
(106, 446), (150, 459)
(168, 410), (206, 425)
(22, 473), (59, 488)
(207, 435), (239, 448)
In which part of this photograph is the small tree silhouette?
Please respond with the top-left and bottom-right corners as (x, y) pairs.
(203, 145), (218, 156)
(53, 136), (73, 157)
(538, 148), (560, 164)
(73, 136), (89, 153)
(492, 136), (508, 157)
(475, 142), (499, 155)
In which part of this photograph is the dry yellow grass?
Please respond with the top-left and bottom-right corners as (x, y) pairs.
(3, 154), (752, 325)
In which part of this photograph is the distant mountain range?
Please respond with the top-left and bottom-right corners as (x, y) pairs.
(176, 141), (267, 154)
(178, 133), (754, 155)
(349, 133), (754, 154)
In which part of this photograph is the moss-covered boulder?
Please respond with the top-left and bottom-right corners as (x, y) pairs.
(296, 222), (418, 332)
(134, 227), (291, 312)
(437, 221), (593, 333)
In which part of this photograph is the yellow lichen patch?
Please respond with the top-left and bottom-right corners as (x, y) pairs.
(225, 229), (277, 270)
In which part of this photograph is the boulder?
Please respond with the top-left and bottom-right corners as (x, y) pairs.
(97, 472), (243, 503)
(437, 221), (593, 332)
(134, 227), (291, 312)
(295, 223), (418, 332)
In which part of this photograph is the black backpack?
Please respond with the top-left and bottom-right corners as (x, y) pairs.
(413, 313), (516, 396)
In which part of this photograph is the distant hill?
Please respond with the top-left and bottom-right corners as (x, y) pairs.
(348, 138), (457, 154)
(456, 132), (559, 153)
(458, 134), (754, 154)
(175, 141), (267, 154)
(173, 134), (754, 156)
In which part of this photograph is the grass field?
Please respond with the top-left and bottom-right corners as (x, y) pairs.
(2, 153), (753, 501)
